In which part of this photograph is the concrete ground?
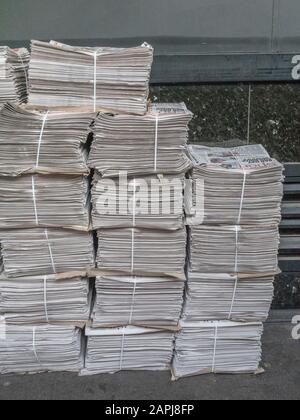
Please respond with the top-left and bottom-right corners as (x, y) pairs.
(0, 310), (299, 400)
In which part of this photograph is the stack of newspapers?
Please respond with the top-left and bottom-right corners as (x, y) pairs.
(0, 85), (97, 373)
(0, 47), (29, 108)
(85, 103), (192, 374)
(0, 325), (84, 374)
(172, 144), (284, 379)
(28, 40), (154, 115)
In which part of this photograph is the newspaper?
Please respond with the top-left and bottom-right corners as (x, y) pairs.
(28, 40), (153, 115)
(186, 144), (284, 226)
(0, 325), (84, 374)
(91, 275), (185, 329)
(0, 47), (29, 107)
(0, 228), (95, 278)
(82, 326), (174, 375)
(88, 103), (193, 177)
(0, 103), (96, 176)
(0, 174), (90, 230)
(172, 321), (263, 379)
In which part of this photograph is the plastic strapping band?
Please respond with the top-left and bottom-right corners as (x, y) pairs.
(31, 176), (39, 225)
(228, 276), (238, 320)
(128, 277), (137, 324)
(154, 114), (159, 171)
(237, 171), (247, 225)
(212, 323), (218, 374)
(132, 179), (136, 228)
(131, 228), (135, 274)
(44, 229), (56, 274)
(234, 226), (240, 273)
(119, 327), (126, 371)
(43, 276), (49, 323)
(32, 327), (41, 365)
(36, 111), (49, 168)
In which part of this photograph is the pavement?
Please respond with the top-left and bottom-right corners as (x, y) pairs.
(0, 310), (299, 401)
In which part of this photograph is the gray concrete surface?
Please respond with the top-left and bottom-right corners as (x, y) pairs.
(0, 311), (299, 400)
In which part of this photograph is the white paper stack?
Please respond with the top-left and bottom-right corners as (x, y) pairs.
(0, 174), (90, 229)
(91, 173), (185, 230)
(183, 272), (274, 322)
(0, 103), (96, 176)
(186, 144), (284, 226)
(0, 47), (29, 107)
(0, 228), (95, 278)
(28, 40), (154, 115)
(0, 272), (91, 325)
(0, 324), (84, 374)
(82, 326), (174, 375)
(189, 225), (280, 274)
(172, 321), (263, 380)
(92, 275), (185, 328)
(96, 228), (186, 278)
(88, 103), (193, 177)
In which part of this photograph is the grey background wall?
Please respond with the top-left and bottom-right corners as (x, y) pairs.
(1, 0), (300, 53)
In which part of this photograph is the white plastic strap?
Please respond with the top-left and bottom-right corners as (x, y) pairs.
(132, 179), (136, 228)
(131, 228), (135, 274)
(36, 111), (49, 168)
(32, 327), (41, 365)
(228, 276), (239, 320)
(128, 277), (137, 324)
(234, 226), (240, 273)
(119, 327), (126, 371)
(237, 171), (247, 225)
(212, 324), (218, 374)
(31, 176), (39, 225)
(154, 114), (159, 172)
(44, 229), (56, 274)
(43, 276), (49, 323)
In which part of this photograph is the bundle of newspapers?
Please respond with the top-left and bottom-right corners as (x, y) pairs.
(0, 103), (95, 176)
(88, 103), (193, 177)
(96, 228), (186, 278)
(0, 228), (94, 278)
(172, 321), (263, 379)
(28, 40), (154, 115)
(91, 275), (185, 328)
(0, 174), (90, 229)
(183, 272), (274, 322)
(0, 324), (84, 374)
(91, 173), (185, 230)
(186, 144), (284, 226)
(82, 326), (174, 375)
(0, 47), (29, 107)
(189, 225), (280, 274)
(0, 272), (91, 325)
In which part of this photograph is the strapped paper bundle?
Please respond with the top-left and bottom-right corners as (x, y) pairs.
(28, 40), (153, 115)
(183, 272), (274, 322)
(0, 174), (90, 230)
(0, 103), (96, 176)
(0, 272), (91, 325)
(189, 225), (280, 274)
(172, 321), (263, 379)
(186, 144), (284, 226)
(0, 228), (95, 278)
(91, 173), (185, 230)
(92, 275), (185, 329)
(0, 324), (83, 374)
(96, 228), (187, 278)
(0, 47), (29, 107)
(82, 326), (174, 375)
(88, 103), (193, 177)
